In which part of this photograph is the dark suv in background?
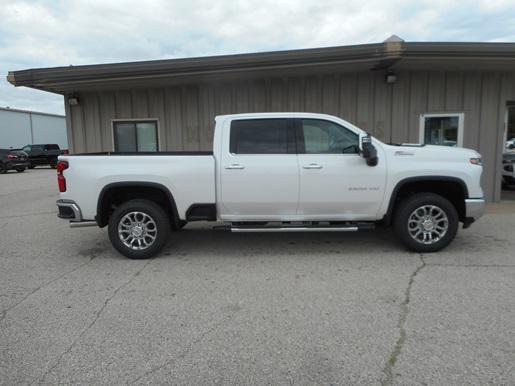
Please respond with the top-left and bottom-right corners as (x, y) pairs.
(22, 144), (68, 168)
(0, 149), (29, 173)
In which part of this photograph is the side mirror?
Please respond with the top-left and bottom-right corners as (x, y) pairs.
(361, 135), (378, 167)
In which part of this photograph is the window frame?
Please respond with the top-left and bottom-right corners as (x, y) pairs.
(419, 113), (464, 147)
(295, 118), (360, 155)
(111, 118), (160, 152)
(229, 118), (296, 155)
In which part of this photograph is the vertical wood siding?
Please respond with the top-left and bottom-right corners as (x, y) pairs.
(67, 70), (515, 201)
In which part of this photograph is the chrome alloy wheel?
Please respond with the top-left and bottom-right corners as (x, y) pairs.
(118, 211), (157, 250)
(407, 205), (449, 245)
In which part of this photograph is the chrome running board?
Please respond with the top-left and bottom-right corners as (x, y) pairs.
(70, 221), (97, 228)
(231, 226), (359, 233)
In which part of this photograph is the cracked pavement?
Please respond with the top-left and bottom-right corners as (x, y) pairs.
(1, 169), (514, 385)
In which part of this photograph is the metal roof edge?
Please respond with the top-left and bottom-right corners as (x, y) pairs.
(7, 40), (515, 92)
(0, 106), (65, 118)
(6, 42), (388, 89)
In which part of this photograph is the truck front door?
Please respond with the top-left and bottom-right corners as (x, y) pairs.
(219, 118), (299, 220)
(295, 118), (387, 220)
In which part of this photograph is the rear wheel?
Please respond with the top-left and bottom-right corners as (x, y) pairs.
(29, 164), (36, 169)
(16, 167), (25, 173)
(108, 199), (171, 259)
(394, 193), (459, 253)
(49, 159), (57, 169)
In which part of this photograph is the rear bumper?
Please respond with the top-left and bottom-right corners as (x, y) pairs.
(57, 199), (98, 227)
(465, 198), (485, 222)
(56, 199), (82, 221)
(6, 161), (29, 169)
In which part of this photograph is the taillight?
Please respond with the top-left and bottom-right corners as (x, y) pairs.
(7, 154), (17, 160)
(57, 161), (68, 192)
(63, 149), (69, 155)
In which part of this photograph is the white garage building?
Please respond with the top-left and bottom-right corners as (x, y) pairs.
(0, 106), (68, 149)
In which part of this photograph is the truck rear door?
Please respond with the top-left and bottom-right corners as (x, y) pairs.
(219, 118), (299, 220)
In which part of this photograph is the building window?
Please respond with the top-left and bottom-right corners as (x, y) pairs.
(113, 121), (158, 152)
(419, 113), (464, 147)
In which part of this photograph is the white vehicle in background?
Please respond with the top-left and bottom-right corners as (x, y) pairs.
(506, 138), (515, 150)
(502, 152), (515, 188)
(55, 113), (485, 259)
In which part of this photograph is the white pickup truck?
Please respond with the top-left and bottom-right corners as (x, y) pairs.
(56, 113), (485, 258)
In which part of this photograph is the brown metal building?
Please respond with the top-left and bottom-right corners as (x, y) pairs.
(7, 36), (515, 201)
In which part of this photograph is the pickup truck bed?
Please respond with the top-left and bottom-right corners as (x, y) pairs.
(59, 152), (215, 224)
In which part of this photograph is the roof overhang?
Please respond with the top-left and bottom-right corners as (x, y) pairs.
(7, 40), (515, 94)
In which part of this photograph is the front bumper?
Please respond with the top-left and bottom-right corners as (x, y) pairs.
(465, 198), (485, 222)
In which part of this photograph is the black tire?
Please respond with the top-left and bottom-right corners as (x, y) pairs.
(29, 164), (36, 169)
(49, 159), (57, 169)
(394, 193), (459, 253)
(0, 163), (6, 174)
(108, 199), (171, 259)
(16, 167), (25, 173)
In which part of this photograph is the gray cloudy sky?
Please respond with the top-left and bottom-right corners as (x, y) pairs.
(1, 0), (514, 115)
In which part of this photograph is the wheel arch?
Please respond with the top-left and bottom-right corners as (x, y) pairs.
(383, 176), (469, 225)
(96, 182), (180, 228)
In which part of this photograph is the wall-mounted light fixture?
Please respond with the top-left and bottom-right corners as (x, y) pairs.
(68, 97), (79, 106)
(385, 73), (397, 84)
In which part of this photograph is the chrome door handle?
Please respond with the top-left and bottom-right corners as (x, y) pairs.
(225, 164), (245, 170)
(303, 163), (323, 169)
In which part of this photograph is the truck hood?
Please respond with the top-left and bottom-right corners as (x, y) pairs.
(384, 144), (481, 160)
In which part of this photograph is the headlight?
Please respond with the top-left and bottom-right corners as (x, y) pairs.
(470, 157), (482, 166)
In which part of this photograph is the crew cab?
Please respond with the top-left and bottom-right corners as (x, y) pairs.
(56, 113), (485, 258)
(22, 144), (68, 168)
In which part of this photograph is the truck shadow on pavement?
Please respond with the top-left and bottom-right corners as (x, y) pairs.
(159, 226), (410, 260)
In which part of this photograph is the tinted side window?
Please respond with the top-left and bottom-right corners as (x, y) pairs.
(301, 119), (359, 154)
(45, 144), (59, 150)
(230, 119), (291, 154)
(32, 145), (44, 151)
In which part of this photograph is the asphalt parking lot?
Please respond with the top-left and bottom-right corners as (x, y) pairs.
(1, 169), (514, 385)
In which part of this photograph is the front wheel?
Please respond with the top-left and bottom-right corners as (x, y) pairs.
(108, 199), (171, 259)
(16, 167), (25, 173)
(394, 193), (459, 253)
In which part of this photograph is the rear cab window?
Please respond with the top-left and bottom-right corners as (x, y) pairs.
(45, 144), (60, 150)
(230, 119), (295, 154)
